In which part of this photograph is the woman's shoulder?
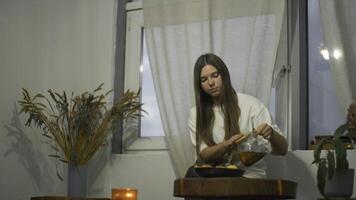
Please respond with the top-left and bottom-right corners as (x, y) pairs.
(237, 92), (263, 106)
(237, 92), (267, 116)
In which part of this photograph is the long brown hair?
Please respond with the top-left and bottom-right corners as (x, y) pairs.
(193, 53), (241, 155)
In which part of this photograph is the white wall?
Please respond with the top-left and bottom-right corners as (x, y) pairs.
(87, 150), (179, 200)
(0, 0), (116, 199)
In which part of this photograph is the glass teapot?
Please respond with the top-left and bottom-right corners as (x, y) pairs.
(237, 131), (270, 166)
(227, 131), (271, 167)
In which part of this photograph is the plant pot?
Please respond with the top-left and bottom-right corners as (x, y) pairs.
(68, 164), (88, 197)
(323, 168), (354, 198)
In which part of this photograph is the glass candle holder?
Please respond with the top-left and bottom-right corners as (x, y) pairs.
(112, 188), (137, 200)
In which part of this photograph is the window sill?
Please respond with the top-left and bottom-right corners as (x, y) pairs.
(125, 136), (168, 152)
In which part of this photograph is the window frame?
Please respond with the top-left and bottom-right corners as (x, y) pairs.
(124, 1), (167, 152)
(287, 0), (308, 150)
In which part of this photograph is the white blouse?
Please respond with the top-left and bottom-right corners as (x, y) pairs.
(189, 92), (284, 178)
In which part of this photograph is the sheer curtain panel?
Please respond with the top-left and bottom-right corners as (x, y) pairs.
(143, 0), (285, 177)
(319, 0), (356, 112)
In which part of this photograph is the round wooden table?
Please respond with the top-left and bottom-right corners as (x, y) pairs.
(174, 177), (297, 199)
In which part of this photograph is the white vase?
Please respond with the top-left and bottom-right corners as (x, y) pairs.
(68, 164), (88, 197)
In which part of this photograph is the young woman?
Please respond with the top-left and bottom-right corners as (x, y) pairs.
(188, 53), (288, 178)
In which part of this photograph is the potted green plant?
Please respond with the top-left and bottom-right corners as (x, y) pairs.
(18, 83), (144, 197)
(312, 103), (356, 198)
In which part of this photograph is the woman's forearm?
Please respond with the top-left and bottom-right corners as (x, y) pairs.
(199, 141), (228, 163)
(269, 131), (288, 155)
(198, 134), (246, 163)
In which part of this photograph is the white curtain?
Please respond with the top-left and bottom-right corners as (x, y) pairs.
(272, 9), (291, 149)
(143, 0), (285, 177)
(319, 0), (356, 112)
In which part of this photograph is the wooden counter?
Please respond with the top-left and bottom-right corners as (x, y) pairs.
(318, 199), (356, 200)
(174, 177), (297, 199)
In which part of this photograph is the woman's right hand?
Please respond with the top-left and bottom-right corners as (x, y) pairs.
(199, 133), (247, 164)
(223, 133), (247, 148)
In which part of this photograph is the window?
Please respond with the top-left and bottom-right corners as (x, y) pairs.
(125, 0), (350, 151)
(140, 33), (165, 137)
(307, 0), (344, 145)
(124, 2), (166, 150)
(124, 1), (285, 150)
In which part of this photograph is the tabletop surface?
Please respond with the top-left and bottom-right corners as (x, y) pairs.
(174, 177), (298, 199)
(317, 199), (356, 200)
(31, 196), (110, 200)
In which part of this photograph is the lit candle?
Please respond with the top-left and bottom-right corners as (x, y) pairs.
(112, 188), (137, 200)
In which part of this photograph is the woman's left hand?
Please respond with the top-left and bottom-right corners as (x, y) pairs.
(255, 123), (273, 140)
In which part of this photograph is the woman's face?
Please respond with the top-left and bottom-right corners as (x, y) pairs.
(200, 64), (223, 99)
